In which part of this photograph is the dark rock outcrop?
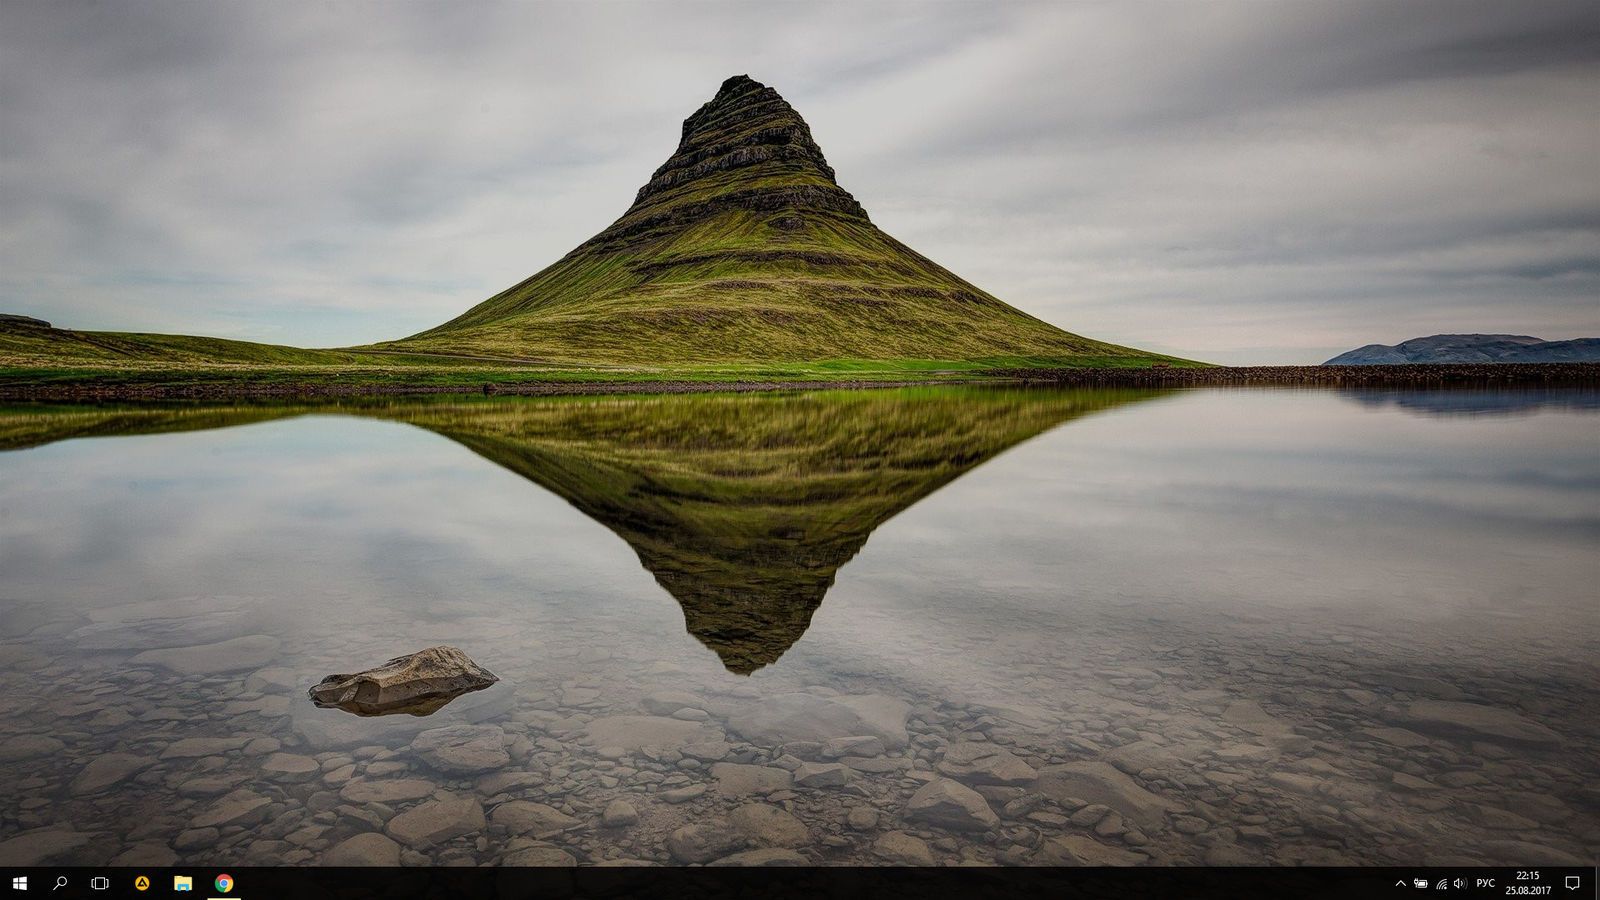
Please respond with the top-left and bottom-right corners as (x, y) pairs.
(0, 314), (51, 329)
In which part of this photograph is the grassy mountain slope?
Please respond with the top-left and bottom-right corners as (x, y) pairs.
(377, 75), (1181, 367)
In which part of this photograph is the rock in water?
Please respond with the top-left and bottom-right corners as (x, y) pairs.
(323, 833), (401, 867)
(1036, 835), (1148, 867)
(904, 779), (999, 831)
(728, 803), (809, 848)
(0, 830), (107, 866)
(873, 832), (935, 866)
(602, 799), (639, 827)
(666, 822), (745, 864)
(1034, 762), (1182, 830)
(1380, 700), (1563, 749)
(936, 741), (1038, 786)
(728, 692), (911, 750)
(410, 725), (510, 774)
(309, 646), (497, 717)
(70, 753), (156, 796)
(131, 634), (280, 675)
(386, 795), (486, 849)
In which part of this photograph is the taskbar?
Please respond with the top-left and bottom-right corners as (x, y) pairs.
(6, 864), (1595, 899)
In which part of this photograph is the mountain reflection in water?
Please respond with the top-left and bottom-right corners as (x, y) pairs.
(0, 386), (1168, 672)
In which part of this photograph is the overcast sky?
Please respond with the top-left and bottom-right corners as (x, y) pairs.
(2, 1), (1596, 363)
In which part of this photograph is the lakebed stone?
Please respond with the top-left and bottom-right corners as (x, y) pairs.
(293, 708), (434, 751)
(793, 761), (851, 788)
(1380, 700), (1563, 748)
(874, 832), (935, 866)
(192, 789), (272, 829)
(260, 752), (319, 782)
(503, 844), (578, 866)
(1035, 762), (1181, 830)
(1221, 700), (1297, 740)
(707, 848), (807, 866)
(245, 666), (299, 693)
(490, 801), (580, 835)
(711, 762), (793, 797)
(323, 833), (401, 866)
(387, 795), (486, 849)
(70, 753), (155, 796)
(667, 821), (745, 863)
(729, 693), (911, 750)
(582, 715), (722, 751)
(661, 784), (708, 804)
(937, 741), (1037, 786)
(0, 735), (65, 763)
(602, 799), (639, 827)
(160, 736), (251, 759)
(411, 724), (509, 774)
(822, 735), (885, 758)
(905, 778), (999, 831)
(339, 778), (436, 804)
(0, 830), (108, 866)
(131, 634), (281, 675)
(1036, 834), (1148, 866)
(729, 802), (808, 847)
(70, 596), (256, 651)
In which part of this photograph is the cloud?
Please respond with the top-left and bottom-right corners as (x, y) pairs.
(1, 0), (1595, 359)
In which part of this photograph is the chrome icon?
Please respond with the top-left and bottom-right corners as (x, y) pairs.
(213, 874), (233, 893)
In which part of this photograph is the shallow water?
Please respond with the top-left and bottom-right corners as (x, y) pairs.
(0, 385), (1596, 867)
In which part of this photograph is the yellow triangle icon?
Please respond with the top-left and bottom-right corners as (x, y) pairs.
(135, 876), (150, 891)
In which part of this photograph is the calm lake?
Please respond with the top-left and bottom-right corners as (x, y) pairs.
(1, 385), (1596, 868)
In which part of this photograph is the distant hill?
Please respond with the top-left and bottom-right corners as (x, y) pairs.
(0, 316), (359, 366)
(378, 75), (1181, 368)
(1324, 334), (1600, 365)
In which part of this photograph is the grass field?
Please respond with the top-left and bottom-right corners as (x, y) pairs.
(0, 318), (1197, 394)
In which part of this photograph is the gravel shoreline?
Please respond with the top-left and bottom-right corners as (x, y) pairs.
(991, 362), (1600, 386)
(0, 379), (961, 402)
(1, 363), (1595, 401)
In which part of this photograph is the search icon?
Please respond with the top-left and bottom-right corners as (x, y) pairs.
(54, 877), (67, 890)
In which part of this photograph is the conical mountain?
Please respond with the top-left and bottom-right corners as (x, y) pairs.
(380, 75), (1170, 366)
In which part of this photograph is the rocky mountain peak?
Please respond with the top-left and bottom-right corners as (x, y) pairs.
(627, 74), (852, 213)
